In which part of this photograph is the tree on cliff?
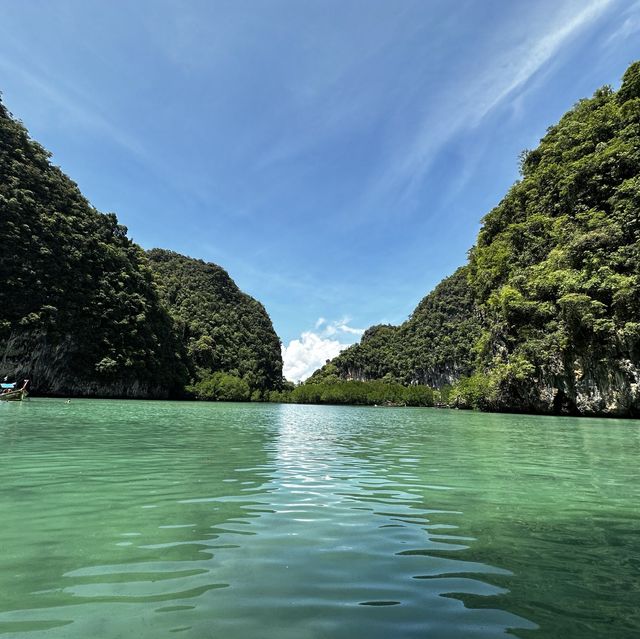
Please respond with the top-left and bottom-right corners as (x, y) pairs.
(464, 62), (640, 414)
(311, 267), (480, 388)
(147, 249), (283, 394)
(0, 98), (283, 398)
(308, 62), (640, 416)
(0, 97), (187, 397)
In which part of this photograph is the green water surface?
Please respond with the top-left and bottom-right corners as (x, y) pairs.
(0, 400), (638, 638)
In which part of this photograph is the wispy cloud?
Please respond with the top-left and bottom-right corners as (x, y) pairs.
(370, 0), (616, 207)
(0, 42), (147, 160)
(321, 318), (365, 338)
(471, 0), (614, 123)
(601, 0), (640, 48)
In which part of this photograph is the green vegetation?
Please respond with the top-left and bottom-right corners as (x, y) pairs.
(147, 250), (283, 396)
(3, 61), (639, 412)
(0, 98), (187, 397)
(462, 61), (640, 415)
(307, 62), (640, 416)
(309, 267), (481, 388)
(0, 98), (282, 398)
(269, 379), (435, 407)
(188, 371), (251, 402)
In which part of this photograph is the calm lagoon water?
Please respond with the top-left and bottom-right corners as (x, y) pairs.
(0, 399), (638, 638)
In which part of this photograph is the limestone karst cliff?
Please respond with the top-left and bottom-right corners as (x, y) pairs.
(0, 98), (282, 397)
(311, 62), (640, 416)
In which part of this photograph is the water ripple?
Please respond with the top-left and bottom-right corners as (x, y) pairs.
(0, 400), (638, 637)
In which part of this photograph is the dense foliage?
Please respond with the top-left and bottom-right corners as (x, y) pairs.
(309, 267), (481, 388)
(147, 249), (283, 395)
(461, 61), (640, 415)
(0, 98), (282, 398)
(309, 62), (640, 416)
(0, 98), (186, 396)
(188, 371), (251, 402)
(4, 61), (639, 412)
(269, 379), (435, 407)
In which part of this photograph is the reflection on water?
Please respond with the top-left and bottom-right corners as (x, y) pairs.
(0, 400), (638, 638)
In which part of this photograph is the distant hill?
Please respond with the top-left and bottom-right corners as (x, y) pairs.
(0, 98), (282, 397)
(309, 267), (480, 388)
(310, 61), (640, 416)
(147, 249), (283, 393)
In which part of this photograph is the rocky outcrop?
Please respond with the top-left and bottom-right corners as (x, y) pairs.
(0, 330), (171, 398)
(313, 63), (640, 417)
(313, 268), (481, 389)
(535, 358), (639, 416)
(147, 250), (283, 392)
(0, 96), (281, 398)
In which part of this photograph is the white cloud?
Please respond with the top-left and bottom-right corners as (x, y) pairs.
(282, 332), (348, 382)
(282, 317), (366, 382)
(319, 317), (365, 338)
(334, 318), (365, 336)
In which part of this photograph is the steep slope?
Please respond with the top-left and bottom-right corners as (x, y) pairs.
(464, 62), (640, 415)
(0, 99), (186, 397)
(311, 267), (481, 388)
(312, 62), (640, 416)
(0, 98), (283, 398)
(147, 249), (283, 392)
(398, 267), (483, 386)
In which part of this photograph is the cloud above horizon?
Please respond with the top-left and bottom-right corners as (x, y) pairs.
(282, 318), (365, 382)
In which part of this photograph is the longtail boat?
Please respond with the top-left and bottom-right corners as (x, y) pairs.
(0, 379), (29, 401)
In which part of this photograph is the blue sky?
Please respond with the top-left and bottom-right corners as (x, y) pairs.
(1, 0), (639, 380)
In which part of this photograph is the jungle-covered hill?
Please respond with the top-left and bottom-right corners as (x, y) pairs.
(311, 61), (640, 417)
(147, 249), (283, 394)
(0, 97), (282, 397)
(308, 266), (481, 389)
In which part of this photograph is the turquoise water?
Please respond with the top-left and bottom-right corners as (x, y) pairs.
(0, 400), (638, 638)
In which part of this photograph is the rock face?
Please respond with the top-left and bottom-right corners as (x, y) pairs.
(0, 98), (282, 397)
(504, 356), (640, 417)
(0, 98), (185, 397)
(463, 61), (640, 417)
(1, 331), (176, 398)
(314, 62), (640, 417)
